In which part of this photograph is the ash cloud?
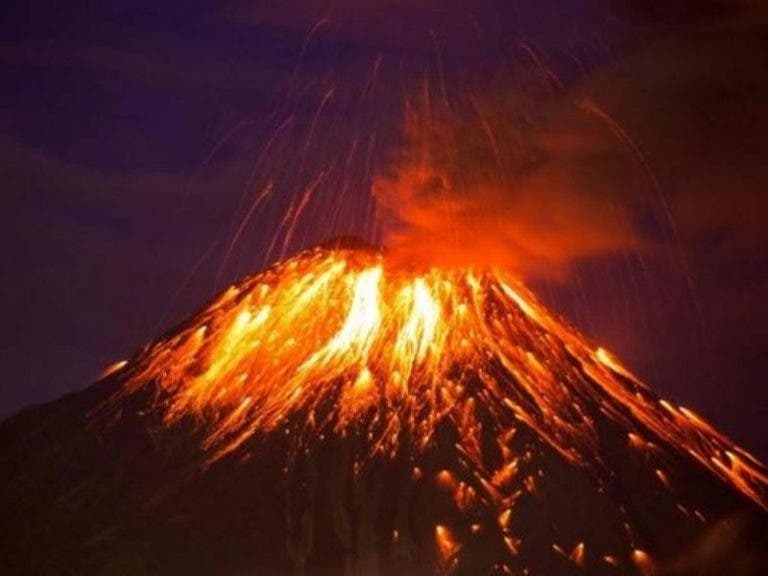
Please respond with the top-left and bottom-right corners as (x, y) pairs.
(372, 82), (647, 278)
(373, 3), (768, 285)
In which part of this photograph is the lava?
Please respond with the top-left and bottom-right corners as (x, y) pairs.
(110, 244), (766, 505)
(101, 242), (767, 572)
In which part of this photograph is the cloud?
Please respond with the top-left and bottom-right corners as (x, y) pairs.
(371, 77), (647, 278)
(371, 3), (768, 280)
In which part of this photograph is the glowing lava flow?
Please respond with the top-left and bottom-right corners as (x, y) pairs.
(111, 244), (767, 514)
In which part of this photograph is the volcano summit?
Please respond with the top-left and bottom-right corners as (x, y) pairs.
(1, 242), (766, 575)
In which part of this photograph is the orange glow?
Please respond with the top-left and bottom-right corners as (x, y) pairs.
(631, 549), (655, 576)
(372, 89), (641, 278)
(569, 542), (585, 566)
(435, 524), (459, 560)
(353, 366), (374, 394)
(453, 482), (477, 511)
(595, 347), (641, 384)
(503, 535), (520, 555)
(435, 470), (456, 490)
(655, 469), (672, 490)
(111, 245), (767, 516)
(98, 359), (127, 380)
(603, 555), (619, 566)
(497, 509), (512, 530)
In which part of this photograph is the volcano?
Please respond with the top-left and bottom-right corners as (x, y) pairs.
(1, 242), (766, 575)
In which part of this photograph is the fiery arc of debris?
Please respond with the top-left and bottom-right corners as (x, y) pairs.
(107, 244), (767, 572)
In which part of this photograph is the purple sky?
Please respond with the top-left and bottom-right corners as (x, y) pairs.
(1, 2), (766, 459)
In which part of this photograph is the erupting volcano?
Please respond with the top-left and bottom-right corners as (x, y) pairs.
(1, 240), (765, 575)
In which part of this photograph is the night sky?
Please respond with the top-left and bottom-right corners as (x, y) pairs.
(1, 2), (766, 460)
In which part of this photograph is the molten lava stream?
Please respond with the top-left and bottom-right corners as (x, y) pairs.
(104, 244), (766, 574)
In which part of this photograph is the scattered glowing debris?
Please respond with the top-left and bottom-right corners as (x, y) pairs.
(503, 535), (520, 555)
(352, 366), (374, 394)
(435, 524), (459, 560)
(435, 469), (455, 490)
(595, 347), (640, 383)
(569, 542), (585, 566)
(492, 458), (519, 488)
(655, 469), (672, 490)
(603, 554), (619, 567)
(631, 549), (655, 576)
(523, 475), (536, 493)
(99, 360), (127, 380)
(628, 432), (648, 450)
(453, 482), (476, 511)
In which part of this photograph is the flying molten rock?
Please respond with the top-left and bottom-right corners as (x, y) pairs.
(91, 241), (768, 574)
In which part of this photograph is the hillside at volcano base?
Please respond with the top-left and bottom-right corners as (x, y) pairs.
(1, 241), (766, 575)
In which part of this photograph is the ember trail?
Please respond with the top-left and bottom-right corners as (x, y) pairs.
(101, 241), (767, 574)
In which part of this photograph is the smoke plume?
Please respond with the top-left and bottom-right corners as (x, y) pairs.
(373, 84), (645, 278)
